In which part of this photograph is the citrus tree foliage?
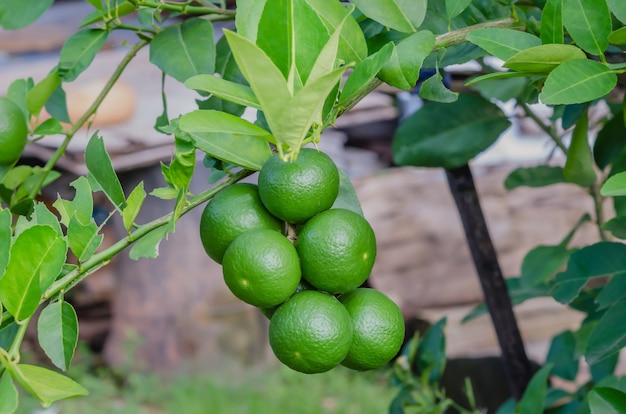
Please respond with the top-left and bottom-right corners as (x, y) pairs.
(0, 0), (625, 412)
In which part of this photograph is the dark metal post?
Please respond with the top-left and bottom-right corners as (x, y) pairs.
(445, 164), (534, 400)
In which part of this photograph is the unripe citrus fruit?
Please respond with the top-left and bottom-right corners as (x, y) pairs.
(339, 288), (405, 371)
(0, 97), (28, 166)
(259, 279), (314, 319)
(296, 208), (376, 294)
(222, 229), (300, 308)
(258, 148), (339, 223)
(269, 290), (353, 374)
(199, 183), (283, 264)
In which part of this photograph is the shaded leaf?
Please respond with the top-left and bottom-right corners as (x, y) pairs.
(339, 42), (394, 106)
(418, 72), (458, 103)
(589, 387), (626, 413)
(466, 28), (541, 61)
(540, 60), (617, 105)
(0, 209), (11, 276)
(471, 77), (527, 102)
(67, 215), (103, 263)
(331, 168), (363, 216)
(587, 298), (626, 364)
(85, 134), (126, 210)
(446, 0), (473, 20)
(602, 217), (626, 240)
(608, 0), (626, 24)
(564, 112), (596, 187)
(521, 244), (572, 288)
(378, 31), (435, 90)
(518, 364), (553, 414)
(58, 29), (109, 82)
(185, 75), (260, 109)
(415, 318), (447, 383)
(504, 166), (566, 189)
(608, 27), (626, 45)
(0, 0), (53, 30)
(546, 331), (578, 380)
(352, 0), (427, 33)
(37, 301), (79, 371)
(562, 0), (611, 57)
(593, 111), (626, 170)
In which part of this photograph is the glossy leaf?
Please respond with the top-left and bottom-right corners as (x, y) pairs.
(446, 0), (472, 20)
(185, 75), (261, 109)
(37, 301), (79, 371)
(58, 29), (109, 82)
(122, 182), (146, 233)
(602, 217), (626, 240)
(552, 242), (626, 304)
(541, 0), (564, 44)
(521, 244), (571, 288)
(546, 331), (578, 380)
(608, 0), (626, 24)
(352, 0), (427, 33)
(0, 0), (53, 30)
(504, 166), (566, 189)
(150, 18), (215, 83)
(0, 225), (67, 320)
(85, 134), (126, 210)
(378, 30), (435, 90)
(564, 112), (596, 187)
(129, 225), (169, 260)
(25, 70), (61, 117)
(589, 387), (626, 413)
(504, 44), (586, 72)
(234, 0), (267, 42)
(393, 94), (510, 169)
(339, 42), (394, 106)
(10, 364), (88, 407)
(67, 215), (103, 263)
(518, 364), (552, 414)
(562, 0), (611, 57)
(0, 209), (10, 276)
(53, 176), (93, 227)
(601, 172), (626, 196)
(0, 372), (18, 414)
(540, 60), (617, 105)
(466, 28), (541, 61)
(587, 298), (626, 364)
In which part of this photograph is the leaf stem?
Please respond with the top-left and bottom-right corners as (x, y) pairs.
(519, 102), (568, 154)
(8, 318), (30, 361)
(139, 0), (235, 16)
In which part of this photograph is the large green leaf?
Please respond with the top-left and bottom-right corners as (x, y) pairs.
(393, 94), (510, 168)
(504, 44), (586, 72)
(150, 18), (215, 83)
(563, 112), (597, 187)
(589, 387), (626, 413)
(601, 171), (626, 196)
(551, 242), (626, 304)
(521, 245), (572, 288)
(445, 0), (473, 20)
(10, 364), (87, 407)
(602, 216), (626, 240)
(0, 225), (67, 321)
(85, 134), (126, 210)
(352, 0), (427, 33)
(466, 28), (541, 61)
(415, 318), (447, 383)
(541, 0), (564, 44)
(0, 0), (53, 29)
(546, 331), (578, 380)
(608, 0), (626, 24)
(37, 300), (79, 371)
(26, 69), (61, 117)
(53, 176), (93, 227)
(540, 60), (617, 105)
(67, 214), (103, 263)
(562, 0), (611, 57)
(185, 75), (260, 109)
(378, 30), (435, 90)
(234, 0), (267, 42)
(58, 29), (109, 82)
(504, 166), (566, 189)
(587, 299), (626, 365)
(518, 364), (553, 414)
(0, 372), (18, 414)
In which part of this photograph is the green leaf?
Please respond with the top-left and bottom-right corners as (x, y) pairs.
(608, 27), (626, 45)
(466, 28), (541, 61)
(6, 78), (32, 123)
(504, 44), (586, 72)
(546, 331), (578, 380)
(185, 75), (260, 109)
(58, 29), (109, 82)
(331, 168), (363, 216)
(517, 364), (553, 414)
(85, 134), (126, 210)
(45, 84), (70, 124)
(86, 0), (102, 10)
(0, 322), (18, 350)
(596, 274), (626, 309)
(602, 171), (626, 196)
(179, 110), (273, 170)
(0, 0), (53, 30)
(608, 0), (626, 24)
(37, 301), (79, 371)
(471, 77), (528, 102)
(465, 70), (546, 87)
(589, 387), (626, 413)
(446, 0), (472, 20)
(26, 69), (61, 117)
(393, 94), (510, 169)
(540, 60), (617, 105)
(590, 352), (619, 383)
(79, 0), (136, 27)
(352, 0), (427, 33)
(10, 364), (87, 407)
(234, 0), (267, 42)
(378, 30), (435, 90)
(521, 245), (571, 288)
(504, 166), (566, 189)
(129, 226), (169, 260)
(122, 182), (146, 233)
(33, 202), (63, 237)
(339, 42), (394, 106)
(416, 318), (447, 383)
(33, 118), (63, 136)
(53, 176), (93, 227)
(602, 217), (626, 240)
(587, 298), (626, 365)
(564, 112), (597, 187)
(0, 225), (67, 321)
(0, 372), (18, 414)
(0, 209), (11, 276)
(552, 242), (626, 304)
(67, 215), (103, 263)
(562, 0), (611, 57)
(418, 72), (458, 103)
(541, 0), (564, 44)
(150, 18), (215, 83)
(594, 111), (626, 170)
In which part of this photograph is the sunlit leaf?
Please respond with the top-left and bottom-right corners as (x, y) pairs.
(9, 364), (87, 407)
(562, 0), (611, 57)
(352, 0), (427, 33)
(37, 301), (79, 371)
(541, 0), (564, 44)
(504, 44), (586, 72)
(540, 60), (617, 105)
(85, 134), (126, 210)
(58, 29), (109, 82)
(466, 28), (541, 61)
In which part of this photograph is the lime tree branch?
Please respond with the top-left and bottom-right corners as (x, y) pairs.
(27, 38), (150, 200)
(136, 0), (236, 16)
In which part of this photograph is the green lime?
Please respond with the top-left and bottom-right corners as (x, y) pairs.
(259, 279), (315, 319)
(296, 208), (376, 294)
(339, 288), (405, 371)
(199, 183), (283, 264)
(222, 229), (300, 308)
(269, 290), (353, 374)
(0, 97), (27, 166)
(258, 148), (339, 223)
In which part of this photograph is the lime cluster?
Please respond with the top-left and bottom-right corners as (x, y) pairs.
(199, 148), (404, 373)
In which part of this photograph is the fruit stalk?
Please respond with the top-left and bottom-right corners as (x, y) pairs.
(445, 164), (533, 400)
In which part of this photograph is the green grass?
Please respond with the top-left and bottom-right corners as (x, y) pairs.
(16, 361), (397, 414)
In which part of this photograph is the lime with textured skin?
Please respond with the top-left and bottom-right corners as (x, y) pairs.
(296, 208), (376, 294)
(222, 229), (300, 308)
(258, 148), (339, 223)
(269, 290), (353, 374)
(199, 183), (283, 264)
(0, 97), (27, 166)
(258, 279), (314, 319)
(339, 288), (405, 371)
